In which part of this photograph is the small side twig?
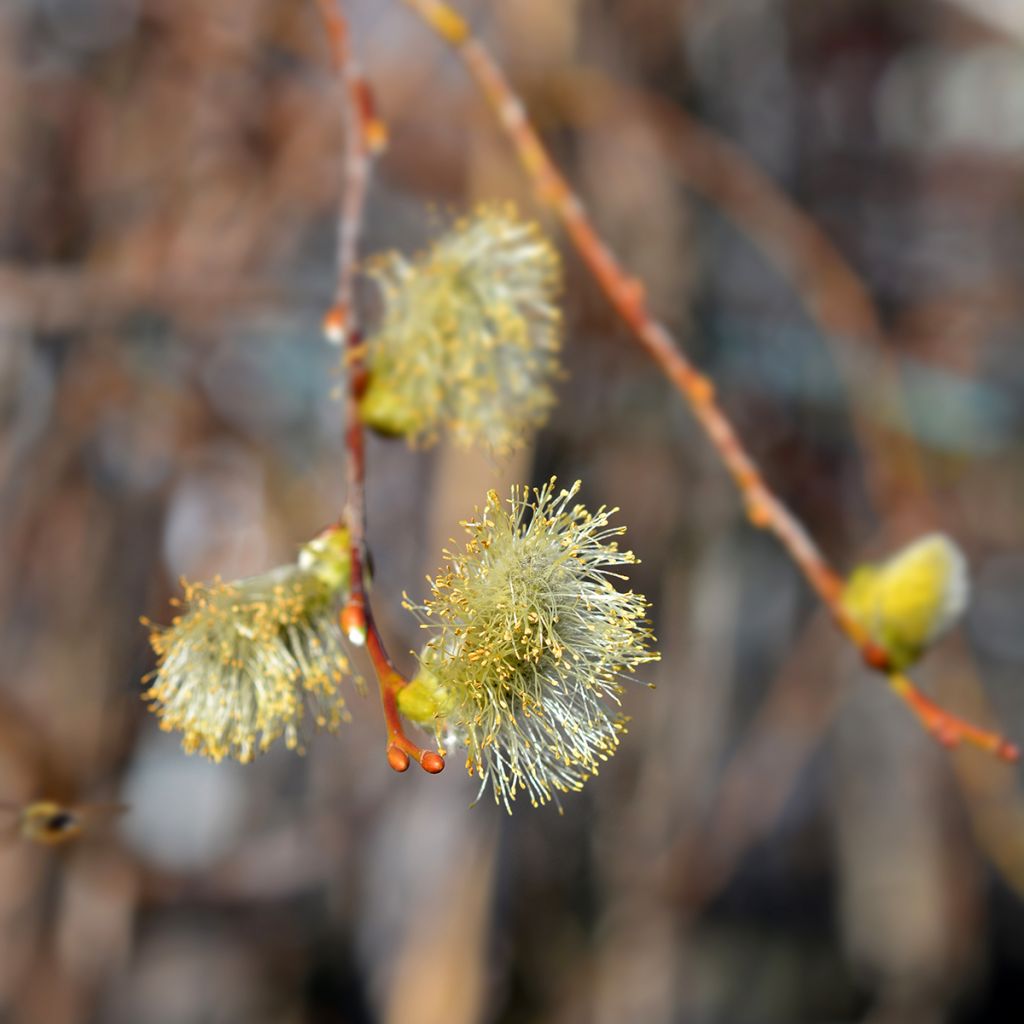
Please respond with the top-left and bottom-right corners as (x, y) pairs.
(317, 0), (443, 775)
(397, 0), (1018, 763)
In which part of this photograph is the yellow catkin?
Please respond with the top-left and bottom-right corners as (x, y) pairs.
(403, 479), (659, 812)
(841, 533), (968, 670)
(359, 203), (563, 454)
(143, 527), (354, 762)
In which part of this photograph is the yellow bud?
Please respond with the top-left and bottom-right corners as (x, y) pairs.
(397, 664), (453, 725)
(298, 525), (352, 594)
(841, 534), (969, 670)
(358, 373), (425, 440)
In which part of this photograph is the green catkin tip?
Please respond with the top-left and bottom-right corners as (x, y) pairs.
(299, 524), (352, 594)
(360, 371), (428, 439)
(396, 662), (454, 725)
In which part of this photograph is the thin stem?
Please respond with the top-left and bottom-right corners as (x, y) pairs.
(317, 0), (444, 774)
(397, 0), (1018, 764)
(368, 622), (445, 773)
(548, 70), (929, 518)
(316, 0), (373, 327)
(888, 673), (1019, 762)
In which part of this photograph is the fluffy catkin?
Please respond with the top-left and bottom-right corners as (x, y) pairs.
(401, 479), (659, 811)
(359, 203), (562, 454)
(144, 527), (354, 762)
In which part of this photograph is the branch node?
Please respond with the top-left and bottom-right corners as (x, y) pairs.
(861, 643), (891, 672)
(323, 304), (348, 345)
(340, 603), (367, 646)
(745, 498), (772, 530)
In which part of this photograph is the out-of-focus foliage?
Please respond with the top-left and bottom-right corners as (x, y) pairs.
(2, 1), (1024, 1022)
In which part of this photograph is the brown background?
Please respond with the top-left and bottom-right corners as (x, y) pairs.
(2, 0), (1024, 1021)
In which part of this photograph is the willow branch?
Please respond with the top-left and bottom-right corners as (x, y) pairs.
(316, 0), (443, 774)
(547, 70), (930, 516)
(397, 0), (1018, 763)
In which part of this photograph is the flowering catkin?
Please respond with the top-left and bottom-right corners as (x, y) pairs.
(359, 204), (562, 454)
(143, 526), (355, 763)
(400, 479), (659, 811)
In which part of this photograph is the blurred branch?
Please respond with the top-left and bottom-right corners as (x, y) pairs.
(316, 0), (444, 776)
(0, 267), (322, 330)
(396, 0), (1018, 763)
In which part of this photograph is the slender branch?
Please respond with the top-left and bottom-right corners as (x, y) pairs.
(547, 70), (929, 517)
(397, 0), (1019, 763)
(317, 0), (388, 324)
(316, 0), (443, 774)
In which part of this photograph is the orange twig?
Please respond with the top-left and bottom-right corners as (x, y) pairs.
(548, 70), (929, 517)
(397, 0), (1018, 764)
(316, 0), (443, 774)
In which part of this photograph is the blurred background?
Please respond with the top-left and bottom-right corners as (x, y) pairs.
(2, 0), (1024, 1021)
